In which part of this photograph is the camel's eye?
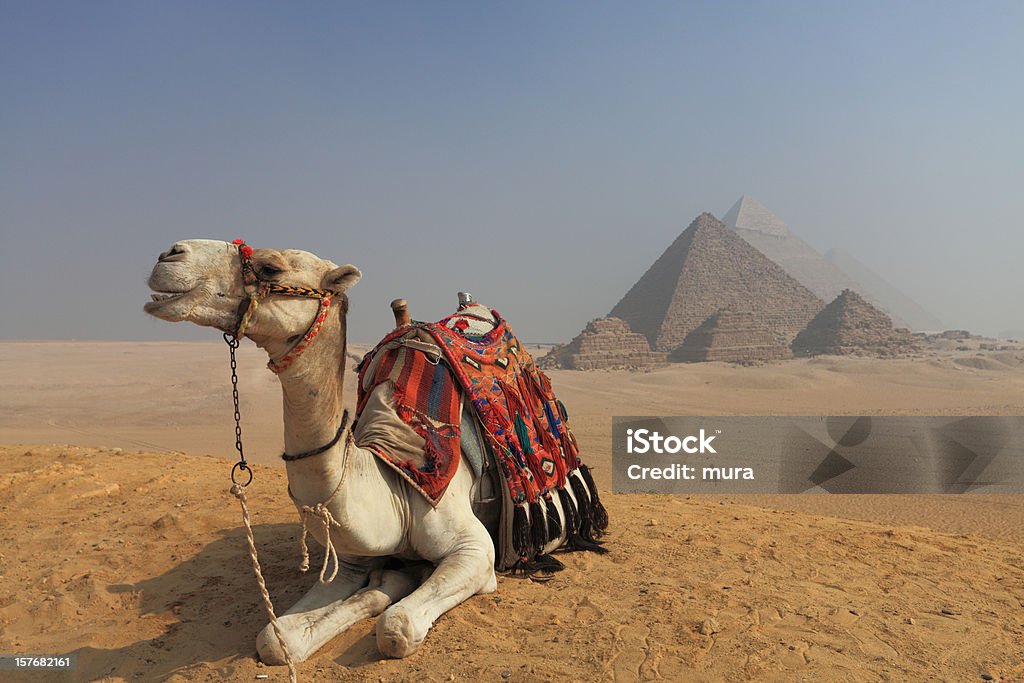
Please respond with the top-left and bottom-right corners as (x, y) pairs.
(259, 265), (283, 278)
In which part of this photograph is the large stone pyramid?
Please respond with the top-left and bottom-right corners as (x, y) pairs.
(723, 195), (942, 331)
(722, 195), (863, 305)
(670, 309), (791, 363)
(539, 317), (667, 370)
(609, 213), (825, 353)
(792, 289), (921, 357)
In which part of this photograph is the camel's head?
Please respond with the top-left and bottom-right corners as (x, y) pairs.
(144, 239), (361, 346)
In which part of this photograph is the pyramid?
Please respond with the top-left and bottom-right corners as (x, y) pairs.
(722, 195), (942, 331)
(825, 249), (944, 331)
(722, 195), (791, 236)
(539, 317), (667, 370)
(722, 195), (865, 305)
(670, 309), (791, 363)
(608, 213), (824, 353)
(792, 289), (921, 357)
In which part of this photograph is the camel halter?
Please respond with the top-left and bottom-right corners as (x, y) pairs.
(230, 239), (340, 375)
(224, 238), (352, 479)
(223, 238), (340, 485)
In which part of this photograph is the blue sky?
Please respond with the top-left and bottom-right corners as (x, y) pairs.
(2, 1), (1022, 341)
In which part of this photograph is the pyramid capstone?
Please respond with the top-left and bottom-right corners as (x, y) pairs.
(722, 195), (790, 236)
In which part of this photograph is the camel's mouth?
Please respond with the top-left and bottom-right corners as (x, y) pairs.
(143, 287), (195, 315)
(149, 292), (185, 302)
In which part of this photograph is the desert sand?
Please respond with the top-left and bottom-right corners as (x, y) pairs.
(2, 340), (1023, 681)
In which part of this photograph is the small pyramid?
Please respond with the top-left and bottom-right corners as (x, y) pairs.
(539, 317), (667, 370)
(722, 195), (790, 236)
(609, 213), (824, 353)
(792, 289), (921, 357)
(671, 309), (791, 363)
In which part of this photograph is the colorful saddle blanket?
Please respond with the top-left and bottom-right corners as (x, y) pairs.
(355, 303), (608, 565)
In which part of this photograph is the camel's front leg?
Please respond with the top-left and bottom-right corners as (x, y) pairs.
(375, 522), (496, 658)
(256, 559), (419, 664)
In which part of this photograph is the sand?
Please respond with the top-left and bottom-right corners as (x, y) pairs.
(1, 340), (1023, 681)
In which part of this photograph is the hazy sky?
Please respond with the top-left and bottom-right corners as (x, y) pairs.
(3, 1), (1022, 343)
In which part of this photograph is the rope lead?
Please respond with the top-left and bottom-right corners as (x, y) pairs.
(231, 483), (298, 683)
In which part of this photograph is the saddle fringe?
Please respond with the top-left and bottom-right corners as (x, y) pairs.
(506, 553), (566, 579)
(511, 466), (611, 570)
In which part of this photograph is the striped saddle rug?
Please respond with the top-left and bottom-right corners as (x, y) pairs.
(354, 303), (608, 568)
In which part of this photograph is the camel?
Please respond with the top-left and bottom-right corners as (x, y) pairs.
(144, 239), (602, 665)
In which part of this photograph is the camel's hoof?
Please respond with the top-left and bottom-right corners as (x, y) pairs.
(376, 605), (423, 658)
(256, 623), (291, 666)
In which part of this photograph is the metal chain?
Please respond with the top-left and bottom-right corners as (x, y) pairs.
(225, 332), (253, 486)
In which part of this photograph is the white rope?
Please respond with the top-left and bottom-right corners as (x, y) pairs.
(290, 429), (351, 584)
(297, 502), (342, 584)
(231, 484), (298, 683)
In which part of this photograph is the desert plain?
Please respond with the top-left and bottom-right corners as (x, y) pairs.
(1, 339), (1023, 682)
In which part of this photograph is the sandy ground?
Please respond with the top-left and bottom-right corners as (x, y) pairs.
(1, 340), (1023, 681)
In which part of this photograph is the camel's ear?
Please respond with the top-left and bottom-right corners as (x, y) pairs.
(323, 264), (361, 292)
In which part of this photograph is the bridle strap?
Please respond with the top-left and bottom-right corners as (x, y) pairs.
(282, 410), (350, 462)
(234, 282), (266, 339)
(266, 294), (332, 375)
(229, 239), (339, 373)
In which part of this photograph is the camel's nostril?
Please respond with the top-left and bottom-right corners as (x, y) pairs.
(158, 244), (189, 263)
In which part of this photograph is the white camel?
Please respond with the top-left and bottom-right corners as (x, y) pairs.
(144, 239), (597, 664)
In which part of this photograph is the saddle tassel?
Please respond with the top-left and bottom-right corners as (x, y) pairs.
(529, 500), (548, 554)
(513, 413), (534, 456)
(579, 464), (609, 534)
(558, 485), (606, 554)
(512, 503), (531, 559)
(544, 493), (562, 542)
(568, 472), (596, 542)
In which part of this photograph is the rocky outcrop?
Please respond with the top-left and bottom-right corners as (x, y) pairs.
(539, 317), (667, 370)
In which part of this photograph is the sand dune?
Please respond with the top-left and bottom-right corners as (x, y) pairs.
(1, 341), (1023, 681)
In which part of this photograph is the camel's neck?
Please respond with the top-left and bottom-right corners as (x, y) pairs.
(279, 358), (345, 455)
(260, 308), (350, 502)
